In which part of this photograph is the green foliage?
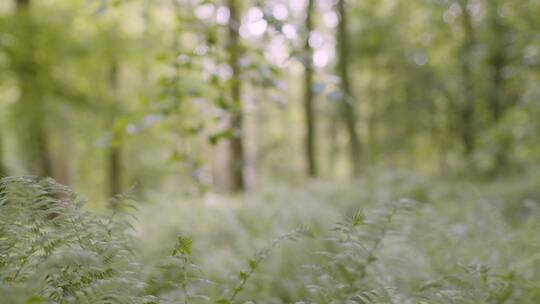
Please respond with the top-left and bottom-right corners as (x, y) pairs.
(3, 173), (540, 303)
(134, 171), (540, 303)
(0, 176), (157, 304)
(304, 200), (416, 303)
(1, 0), (540, 302)
(218, 226), (312, 303)
(173, 235), (194, 257)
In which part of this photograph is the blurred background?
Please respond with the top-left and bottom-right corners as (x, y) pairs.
(0, 0), (539, 201)
(2, 0), (540, 302)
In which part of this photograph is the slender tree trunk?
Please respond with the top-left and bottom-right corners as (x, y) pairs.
(366, 76), (380, 166)
(327, 110), (339, 178)
(487, 0), (511, 171)
(434, 95), (450, 177)
(303, 0), (317, 177)
(108, 147), (121, 196)
(337, 0), (361, 177)
(0, 128), (6, 176)
(17, 0), (30, 7)
(227, 0), (245, 191)
(107, 62), (122, 197)
(458, 0), (476, 158)
(14, 0), (53, 177)
(172, 0), (181, 110)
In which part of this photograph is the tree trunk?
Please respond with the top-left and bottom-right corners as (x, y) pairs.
(108, 146), (122, 197)
(337, 0), (361, 177)
(303, 0), (317, 177)
(327, 110), (339, 178)
(107, 62), (122, 197)
(458, 0), (476, 158)
(14, 0), (53, 178)
(227, 0), (245, 191)
(487, 0), (511, 171)
(17, 0), (30, 7)
(0, 128), (6, 176)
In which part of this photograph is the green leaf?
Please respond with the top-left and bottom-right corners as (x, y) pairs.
(248, 258), (257, 269)
(239, 270), (248, 280)
(172, 235), (193, 256)
(350, 209), (365, 226)
(209, 129), (234, 145)
(25, 296), (45, 304)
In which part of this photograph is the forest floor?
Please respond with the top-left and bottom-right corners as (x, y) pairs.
(3, 169), (540, 303)
(132, 169), (540, 302)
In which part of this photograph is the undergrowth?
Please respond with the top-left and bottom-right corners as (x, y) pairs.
(2, 174), (540, 303)
(0, 176), (157, 304)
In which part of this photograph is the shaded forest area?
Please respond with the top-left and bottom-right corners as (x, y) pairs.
(1, 0), (540, 303)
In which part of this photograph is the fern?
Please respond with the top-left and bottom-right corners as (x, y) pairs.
(171, 235), (197, 304)
(216, 226), (312, 304)
(416, 263), (516, 304)
(303, 199), (416, 303)
(3, 176), (539, 304)
(0, 176), (158, 304)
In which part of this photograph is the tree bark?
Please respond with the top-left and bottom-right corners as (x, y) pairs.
(337, 0), (361, 177)
(14, 0), (53, 178)
(303, 0), (317, 177)
(458, 0), (476, 158)
(17, 0), (30, 7)
(227, 0), (245, 191)
(107, 62), (122, 197)
(0, 128), (6, 176)
(327, 110), (339, 178)
(487, 0), (511, 171)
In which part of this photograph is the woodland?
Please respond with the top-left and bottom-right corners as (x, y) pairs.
(1, 0), (540, 303)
